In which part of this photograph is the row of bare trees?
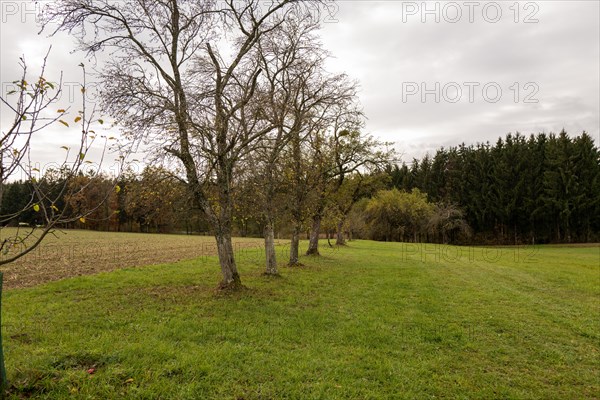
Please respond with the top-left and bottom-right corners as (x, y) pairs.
(37, 0), (392, 289)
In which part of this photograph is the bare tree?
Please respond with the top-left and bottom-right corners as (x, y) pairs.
(304, 99), (378, 255)
(301, 98), (394, 254)
(329, 131), (393, 246)
(256, 37), (358, 265)
(42, 0), (320, 289)
(328, 171), (388, 245)
(251, 11), (339, 273)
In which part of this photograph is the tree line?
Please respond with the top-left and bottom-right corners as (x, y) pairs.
(5, 129), (597, 249)
(383, 131), (600, 244)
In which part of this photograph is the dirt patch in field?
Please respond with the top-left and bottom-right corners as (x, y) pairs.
(1, 229), (282, 289)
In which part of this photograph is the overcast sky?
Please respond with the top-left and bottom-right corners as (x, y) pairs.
(1, 0), (598, 173)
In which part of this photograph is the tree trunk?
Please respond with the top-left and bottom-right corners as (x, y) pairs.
(306, 213), (321, 255)
(335, 219), (346, 246)
(263, 219), (278, 275)
(289, 222), (301, 266)
(215, 226), (242, 290)
(288, 129), (306, 266)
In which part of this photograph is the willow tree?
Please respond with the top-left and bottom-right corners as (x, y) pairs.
(42, 0), (320, 289)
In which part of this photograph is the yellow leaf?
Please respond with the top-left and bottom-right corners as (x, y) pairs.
(60, 146), (69, 150)
(98, 119), (104, 125)
(59, 120), (69, 127)
(51, 204), (59, 211)
(125, 378), (134, 384)
(57, 109), (65, 113)
(74, 116), (82, 123)
(115, 185), (121, 193)
(33, 204), (40, 212)
(79, 217), (86, 223)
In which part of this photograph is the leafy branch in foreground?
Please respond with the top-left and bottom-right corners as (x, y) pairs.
(0, 50), (124, 266)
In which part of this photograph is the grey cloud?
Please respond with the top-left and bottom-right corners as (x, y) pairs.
(1, 0), (598, 167)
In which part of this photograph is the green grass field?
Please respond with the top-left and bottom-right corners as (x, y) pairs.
(2, 236), (599, 399)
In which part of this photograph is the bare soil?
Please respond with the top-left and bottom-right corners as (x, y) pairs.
(0, 229), (279, 289)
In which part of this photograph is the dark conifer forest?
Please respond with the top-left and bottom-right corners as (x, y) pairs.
(386, 131), (600, 244)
